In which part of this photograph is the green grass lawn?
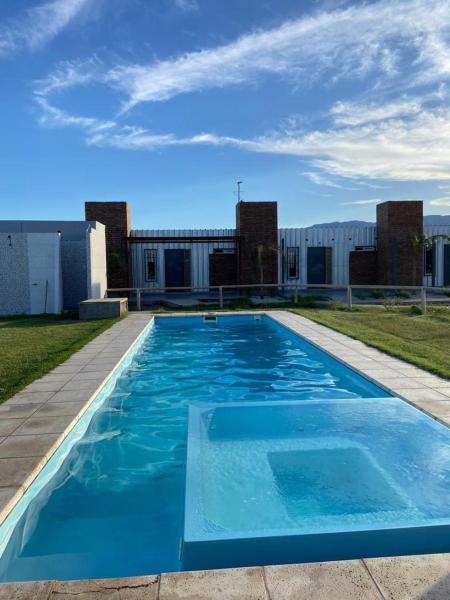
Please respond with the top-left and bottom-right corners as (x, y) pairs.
(0, 315), (118, 404)
(291, 306), (450, 380)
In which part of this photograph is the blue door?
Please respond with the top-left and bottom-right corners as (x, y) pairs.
(444, 245), (450, 287)
(164, 249), (191, 288)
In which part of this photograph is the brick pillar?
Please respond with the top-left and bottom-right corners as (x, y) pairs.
(236, 201), (278, 285)
(85, 202), (131, 288)
(376, 201), (423, 286)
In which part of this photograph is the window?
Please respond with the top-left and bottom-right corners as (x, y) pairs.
(287, 247), (299, 279)
(424, 246), (433, 276)
(145, 249), (157, 282)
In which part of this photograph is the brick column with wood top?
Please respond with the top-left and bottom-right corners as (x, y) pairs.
(376, 200), (423, 286)
(236, 201), (278, 286)
(85, 202), (131, 288)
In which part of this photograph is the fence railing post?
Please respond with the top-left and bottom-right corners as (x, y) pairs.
(294, 286), (298, 304)
(347, 286), (353, 311)
(219, 286), (224, 309)
(421, 287), (427, 314)
(136, 288), (141, 311)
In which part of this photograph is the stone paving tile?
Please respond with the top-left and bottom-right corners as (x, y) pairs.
(365, 554), (450, 600)
(34, 401), (86, 417)
(0, 433), (59, 458)
(0, 456), (42, 487)
(0, 486), (20, 510)
(0, 418), (25, 437)
(69, 371), (112, 381)
(264, 561), (383, 600)
(61, 379), (102, 391)
(14, 415), (74, 436)
(0, 581), (53, 599)
(396, 388), (449, 402)
(24, 380), (66, 393)
(0, 403), (42, 419)
(6, 391), (56, 405)
(51, 364), (83, 375)
(50, 576), (158, 599)
(48, 390), (92, 403)
(439, 388), (450, 398)
(413, 377), (450, 389)
(159, 567), (268, 600)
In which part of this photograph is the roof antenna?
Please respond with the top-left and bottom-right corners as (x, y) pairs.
(237, 181), (243, 202)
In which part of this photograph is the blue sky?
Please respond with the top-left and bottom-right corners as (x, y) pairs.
(1, 0), (450, 228)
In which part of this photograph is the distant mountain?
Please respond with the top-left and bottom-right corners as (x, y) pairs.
(424, 215), (450, 226)
(309, 215), (450, 228)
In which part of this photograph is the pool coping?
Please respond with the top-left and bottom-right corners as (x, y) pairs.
(0, 309), (449, 598)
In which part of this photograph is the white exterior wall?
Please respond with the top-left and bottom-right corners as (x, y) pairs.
(27, 234), (62, 314)
(87, 223), (107, 299)
(423, 225), (450, 287)
(0, 232), (62, 316)
(130, 229), (235, 289)
(278, 226), (376, 286)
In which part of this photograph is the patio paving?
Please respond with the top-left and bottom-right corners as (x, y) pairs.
(0, 309), (449, 598)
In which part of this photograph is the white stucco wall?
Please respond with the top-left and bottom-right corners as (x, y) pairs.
(28, 234), (62, 314)
(87, 223), (107, 299)
(0, 233), (62, 316)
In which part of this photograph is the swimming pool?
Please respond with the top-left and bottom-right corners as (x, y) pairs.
(0, 314), (449, 581)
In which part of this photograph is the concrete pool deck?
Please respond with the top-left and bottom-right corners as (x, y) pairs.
(0, 310), (449, 598)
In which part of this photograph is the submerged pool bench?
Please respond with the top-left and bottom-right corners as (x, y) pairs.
(182, 399), (450, 571)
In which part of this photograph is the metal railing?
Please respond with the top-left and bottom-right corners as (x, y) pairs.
(106, 283), (450, 313)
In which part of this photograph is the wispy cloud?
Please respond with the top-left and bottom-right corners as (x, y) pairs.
(99, 0), (450, 111)
(32, 0), (450, 185)
(303, 172), (357, 190)
(429, 197), (450, 207)
(340, 199), (383, 206)
(330, 99), (422, 127)
(0, 0), (91, 58)
(173, 0), (199, 13)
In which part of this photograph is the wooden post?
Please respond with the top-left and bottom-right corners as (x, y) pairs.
(421, 287), (427, 314)
(347, 286), (353, 311)
(219, 286), (224, 309)
(136, 288), (141, 311)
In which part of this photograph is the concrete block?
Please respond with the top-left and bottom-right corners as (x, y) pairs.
(79, 298), (128, 320)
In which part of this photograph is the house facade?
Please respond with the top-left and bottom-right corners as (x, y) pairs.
(85, 200), (450, 291)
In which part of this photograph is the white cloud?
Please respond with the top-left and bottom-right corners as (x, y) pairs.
(98, 0), (450, 111)
(303, 172), (357, 190)
(330, 99), (422, 127)
(36, 97), (115, 133)
(0, 0), (91, 58)
(340, 199), (383, 206)
(31, 0), (450, 185)
(429, 197), (450, 207)
(173, 0), (199, 13)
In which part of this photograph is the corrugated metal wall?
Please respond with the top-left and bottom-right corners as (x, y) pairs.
(130, 229), (236, 289)
(423, 226), (450, 287)
(129, 225), (450, 289)
(278, 227), (376, 286)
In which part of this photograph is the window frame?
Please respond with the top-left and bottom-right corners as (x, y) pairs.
(286, 246), (299, 279)
(144, 249), (158, 283)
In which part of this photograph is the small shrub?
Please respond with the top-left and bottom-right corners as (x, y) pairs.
(409, 304), (423, 316)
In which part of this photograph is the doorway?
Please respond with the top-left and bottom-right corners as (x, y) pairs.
(164, 249), (192, 288)
(307, 247), (332, 285)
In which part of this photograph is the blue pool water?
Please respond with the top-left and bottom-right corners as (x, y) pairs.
(0, 314), (448, 581)
(183, 399), (450, 570)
